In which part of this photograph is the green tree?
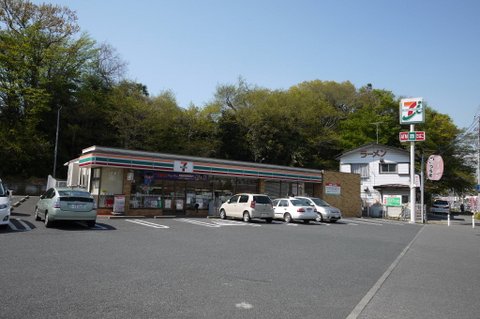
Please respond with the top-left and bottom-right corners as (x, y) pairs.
(0, 0), (126, 177)
(417, 109), (476, 197)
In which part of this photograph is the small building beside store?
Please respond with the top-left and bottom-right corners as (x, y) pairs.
(66, 145), (361, 217)
(337, 143), (411, 218)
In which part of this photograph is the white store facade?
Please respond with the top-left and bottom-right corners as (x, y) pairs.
(337, 143), (413, 217)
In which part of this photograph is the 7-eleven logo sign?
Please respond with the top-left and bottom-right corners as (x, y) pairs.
(174, 161), (193, 173)
(400, 98), (424, 124)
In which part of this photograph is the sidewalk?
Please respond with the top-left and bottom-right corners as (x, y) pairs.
(355, 223), (480, 319)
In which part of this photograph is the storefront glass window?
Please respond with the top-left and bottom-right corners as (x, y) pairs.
(128, 171), (264, 211)
(235, 178), (258, 194)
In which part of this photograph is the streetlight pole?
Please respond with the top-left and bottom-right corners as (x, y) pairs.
(53, 105), (62, 178)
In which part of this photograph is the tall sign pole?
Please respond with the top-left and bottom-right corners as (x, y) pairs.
(410, 124), (416, 223)
(400, 98), (425, 223)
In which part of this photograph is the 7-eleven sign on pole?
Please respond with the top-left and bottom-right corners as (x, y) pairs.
(400, 98), (425, 224)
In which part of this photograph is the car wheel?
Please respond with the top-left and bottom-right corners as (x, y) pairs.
(44, 212), (52, 228)
(330, 220), (338, 223)
(284, 213), (292, 223)
(265, 218), (273, 224)
(86, 220), (96, 228)
(303, 220), (310, 224)
(34, 207), (41, 221)
(219, 209), (227, 220)
(243, 212), (251, 223)
(316, 213), (323, 222)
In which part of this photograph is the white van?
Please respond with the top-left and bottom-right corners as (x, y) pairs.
(219, 193), (274, 223)
(0, 179), (11, 226)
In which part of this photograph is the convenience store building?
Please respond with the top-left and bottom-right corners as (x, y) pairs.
(66, 146), (361, 217)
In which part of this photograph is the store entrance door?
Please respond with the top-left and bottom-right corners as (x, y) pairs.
(162, 181), (186, 216)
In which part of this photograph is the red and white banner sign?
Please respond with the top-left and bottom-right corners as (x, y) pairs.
(427, 155), (444, 181)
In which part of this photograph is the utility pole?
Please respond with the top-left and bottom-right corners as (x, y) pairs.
(53, 105), (62, 178)
(476, 115), (480, 227)
(370, 122), (383, 144)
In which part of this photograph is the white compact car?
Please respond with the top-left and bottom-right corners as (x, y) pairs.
(219, 193), (274, 223)
(295, 196), (342, 223)
(0, 179), (12, 226)
(272, 198), (318, 223)
(429, 200), (450, 214)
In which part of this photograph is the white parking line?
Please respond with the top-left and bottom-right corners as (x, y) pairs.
(215, 219), (261, 227)
(343, 219), (383, 226)
(176, 219), (261, 227)
(126, 219), (170, 229)
(175, 219), (220, 227)
(16, 219), (31, 231)
(93, 224), (108, 230)
(7, 221), (18, 231)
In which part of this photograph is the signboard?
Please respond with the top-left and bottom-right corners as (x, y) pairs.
(325, 182), (341, 196)
(113, 195), (125, 214)
(174, 161), (193, 173)
(427, 155), (444, 181)
(383, 195), (402, 207)
(399, 131), (426, 142)
(415, 174), (420, 187)
(400, 98), (424, 124)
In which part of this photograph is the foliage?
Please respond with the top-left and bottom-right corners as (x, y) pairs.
(0, 1), (476, 198)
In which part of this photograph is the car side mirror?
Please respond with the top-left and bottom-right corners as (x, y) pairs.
(40, 194), (45, 199)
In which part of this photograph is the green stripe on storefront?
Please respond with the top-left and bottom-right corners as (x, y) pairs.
(80, 156), (172, 169)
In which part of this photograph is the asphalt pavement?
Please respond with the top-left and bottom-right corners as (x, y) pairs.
(2, 196), (480, 319)
(352, 221), (480, 319)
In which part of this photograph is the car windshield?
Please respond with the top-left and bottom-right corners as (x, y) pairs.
(0, 182), (5, 196)
(58, 190), (91, 198)
(311, 198), (330, 206)
(434, 200), (448, 205)
(253, 196), (271, 204)
(296, 198), (313, 206)
(290, 199), (306, 206)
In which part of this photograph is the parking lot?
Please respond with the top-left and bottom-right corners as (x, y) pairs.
(2, 196), (479, 319)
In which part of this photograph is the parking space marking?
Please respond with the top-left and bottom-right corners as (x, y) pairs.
(93, 224), (109, 230)
(175, 219), (220, 227)
(126, 219), (170, 229)
(15, 219), (31, 231)
(7, 220), (18, 231)
(343, 219), (383, 226)
(175, 218), (261, 227)
(214, 219), (261, 227)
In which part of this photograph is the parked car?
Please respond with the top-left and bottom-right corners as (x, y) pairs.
(34, 187), (97, 228)
(272, 198), (318, 223)
(0, 179), (11, 226)
(429, 200), (450, 214)
(219, 193), (274, 223)
(295, 196), (342, 223)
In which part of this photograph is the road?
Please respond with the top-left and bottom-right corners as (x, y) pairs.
(1, 196), (479, 319)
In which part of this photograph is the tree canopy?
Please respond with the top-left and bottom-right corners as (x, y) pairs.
(0, 0), (476, 197)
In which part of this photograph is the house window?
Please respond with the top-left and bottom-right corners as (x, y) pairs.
(380, 163), (397, 174)
(351, 164), (370, 178)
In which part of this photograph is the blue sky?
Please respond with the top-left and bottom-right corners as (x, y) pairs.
(35, 0), (480, 129)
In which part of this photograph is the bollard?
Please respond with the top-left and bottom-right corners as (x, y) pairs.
(473, 213), (476, 229)
(447, 213), (450, 227)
